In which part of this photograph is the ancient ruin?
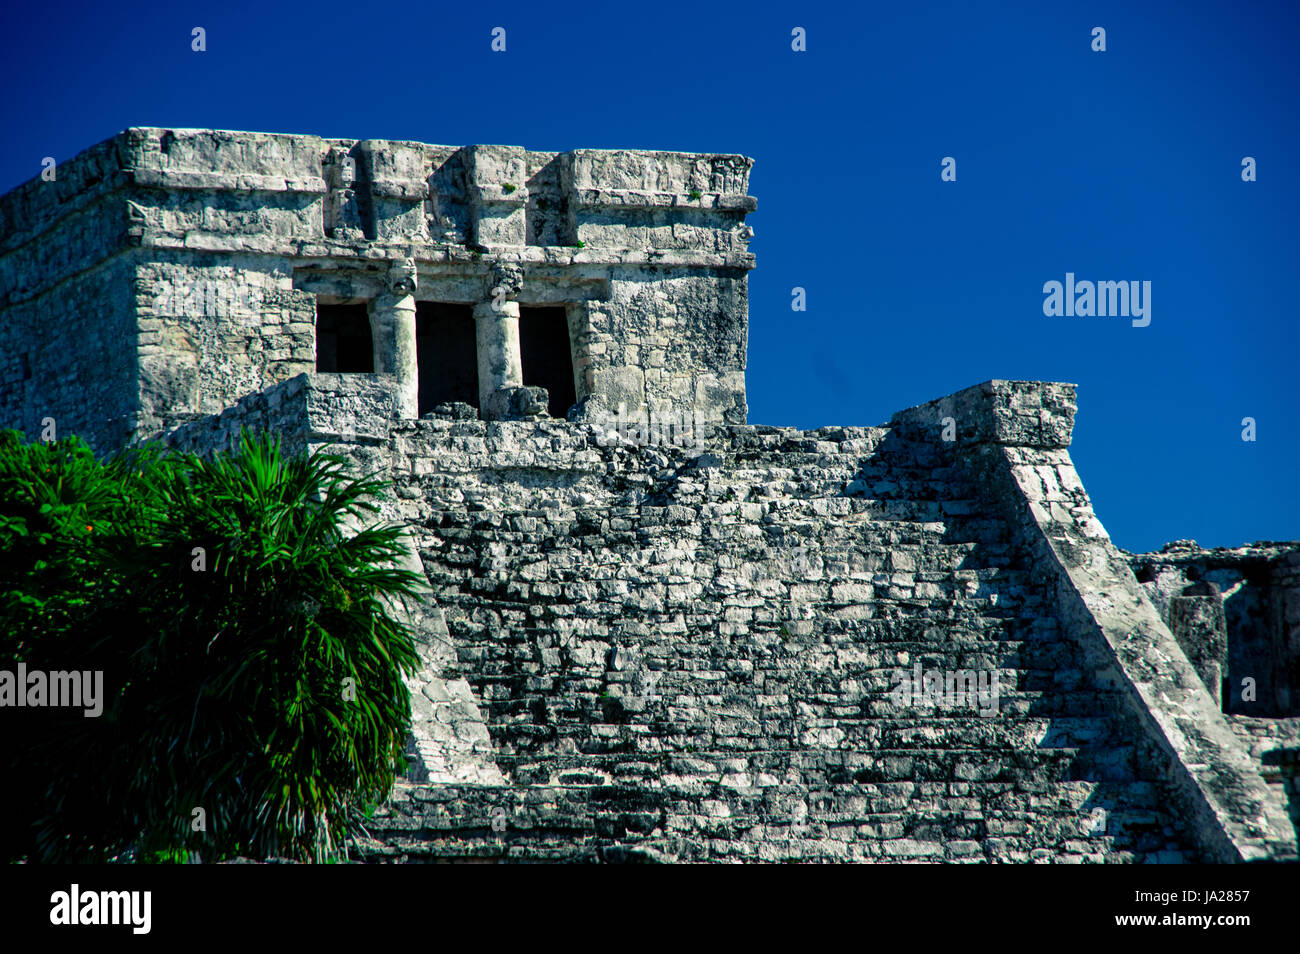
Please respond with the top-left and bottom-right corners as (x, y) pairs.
(1, 128), (1296, 862)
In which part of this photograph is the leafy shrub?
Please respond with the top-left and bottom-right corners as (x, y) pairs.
(0, 430), (159, 862)
(0, 429), (423, 862)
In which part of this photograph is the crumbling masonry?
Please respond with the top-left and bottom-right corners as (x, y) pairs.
(2, 128), (1297, 862)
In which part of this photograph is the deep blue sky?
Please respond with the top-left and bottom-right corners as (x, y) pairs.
(1, 1), (1296, 552)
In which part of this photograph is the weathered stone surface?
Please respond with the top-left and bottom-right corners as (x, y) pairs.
(158, 375), (1299, 862)
(0, 128), (755, 451)
(1129, 541), (1300, 717)
(3, 129), (1296, 863)
(1168, 582), (1228, 707)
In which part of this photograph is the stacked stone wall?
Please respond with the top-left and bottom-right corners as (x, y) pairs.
(0, 256), (139, 452)
(133, 255), (316, 434)
(162, 374), (1297, 862)
(0, 129), (757, 447)
(1130, 543), (1300, 717)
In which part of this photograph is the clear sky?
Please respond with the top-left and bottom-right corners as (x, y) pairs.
(1, 0), (1296, 553)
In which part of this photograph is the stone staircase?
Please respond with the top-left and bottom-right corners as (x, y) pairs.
(354, 416), (1205, 862)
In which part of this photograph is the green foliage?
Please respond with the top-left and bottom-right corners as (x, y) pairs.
(688, 189), (702, 201)
(0, 431), (165, 863)
(0, 430), (150, 649)
(0, 428), (423, 863)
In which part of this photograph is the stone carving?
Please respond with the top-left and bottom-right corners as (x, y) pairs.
(487, 260), (523, 302)
(387, 257), (418, 297)
(325, 148), (364, 241)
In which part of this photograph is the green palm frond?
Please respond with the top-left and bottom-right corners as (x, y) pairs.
(2, 427), (424, 863)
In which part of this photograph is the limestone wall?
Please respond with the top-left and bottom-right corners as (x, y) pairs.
(888, 382), (1295, 863)
(158, 374), (1297, 862)
(1129, 543), (1300, 717)
(1227, 715), (1300, 838)
(0, 128), (756, 450)
(134, 255), (317, 434)
(0, 256), (139, 452)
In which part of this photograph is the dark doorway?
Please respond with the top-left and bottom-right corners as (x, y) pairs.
(416, 302), (479, 415)
(316, 303), (373, 372)
(519, 306), (577, 418)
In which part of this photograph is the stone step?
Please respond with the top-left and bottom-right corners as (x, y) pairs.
(493, 748), (1102, 788)
(489, 706), (1128, 739)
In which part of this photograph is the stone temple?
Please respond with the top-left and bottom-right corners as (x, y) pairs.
(1, 128), (1297, 862)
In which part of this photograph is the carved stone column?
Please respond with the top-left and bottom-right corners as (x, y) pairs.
(475, 262), (534, 419)
(370, 258), (419, 418)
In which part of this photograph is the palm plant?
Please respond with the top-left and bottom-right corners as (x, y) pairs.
(3, 428), (425, 862)
(0, 430), (159, 862)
